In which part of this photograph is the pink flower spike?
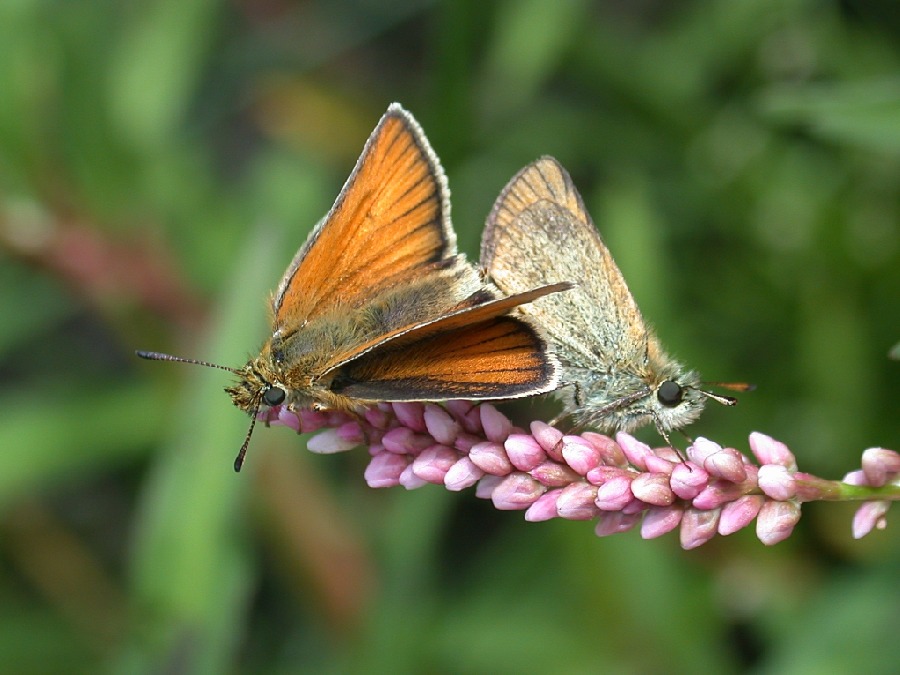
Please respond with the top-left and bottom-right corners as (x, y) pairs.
(631, 473), (676, 506)
(530, 460), (581, 487)
(861, 448), (900, 487)
(670, 462), (709, 500)
(444, 457), (484, 491)
(719, 495), (765, 535)
(561, 435), (602, 475)
(703, 447), (747, 483)
(491, 473), (546, 510)
(616, 433), (653, 470)
(595, 475), (634, 511)
(852, 501), (890, 539)
(392, 402), (427, 433)
(480, 404), (513, 443)
(505, 434), (547, 472)
(556, 483), (600, 520)
(641, 504), (684, 539)
(526, 491), (563, 522)
(748, 432), (797, 469)
(475, 475), (504, 499)
(757, 465), (797, 501)
(307, 428), (359, 454)
(381, 427), (434, 455)
(530, 420), (564, 458)
(423, 405), (460, 446)
(364, 452), (409, 488)
(594, 511), (641, 537)
(468, 442), (513, 475)
(687, 437), (722, 466)
(582, 433), (627, 467)
(680, 508), (721, 549)
(756, 500), (801, 545)
(399, 463), (427, 489)
(412, 445), (459, 484)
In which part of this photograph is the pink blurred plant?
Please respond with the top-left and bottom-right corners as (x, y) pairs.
(258, 401), (899, 549)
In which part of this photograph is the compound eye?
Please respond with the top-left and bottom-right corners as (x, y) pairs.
(657, 380), (683, 407)
(263, 386), (286, 406)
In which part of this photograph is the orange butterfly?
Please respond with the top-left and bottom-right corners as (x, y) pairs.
(139, 104), (570, 470)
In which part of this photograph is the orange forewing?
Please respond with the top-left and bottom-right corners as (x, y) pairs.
(334, 316), (558, 401)
(273, 104), (454, 325)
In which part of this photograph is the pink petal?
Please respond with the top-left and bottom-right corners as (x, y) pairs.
(630, 472), (675, 506)
(641, 504), (684, 539)
(555, 483), (600, 520)
(748, 432), (797, 469)
(703, 447), (747, 483)
(392, 402), (427, 433)
(595, 475), (634, 511)
(530, 460), (581, 487)
(525, 491), (563, 522)
(381, 427), (434, 455)
(480, 404), (513, 443)
(861, 448), (900, 487)
(616, 433), (654, 470)
(680, 507), (721, 549)
(581, 432), (626, 467)
(530, 421), (564, 459)
(364, 452), (409, 488)
(423, 405), (460, 446)
(594, 511), (641, 537)
(399, 463), (428, 489)
(718, 495), (765, 535)
(475, 475), (504, 499)
(687, 437), (722, 466)
(670, 462), (709, 500)
(468, 441), (513, 475)
(852, 501), (890, 539)
(491, 473), (545, 510)
(412, 445), (460, 484)
(444, 457), (484, 491)
(757, 465), (797, 501)
(561, 435), (602, 475)
(505, 434), (547, 472)
(756, 500), (801, 545)
(307, 428), (359, 454)
(692, 481), (747, 510)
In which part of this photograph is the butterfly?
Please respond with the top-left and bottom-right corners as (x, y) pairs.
(139, 106), (570, 470)
(481, 156), (748, 443)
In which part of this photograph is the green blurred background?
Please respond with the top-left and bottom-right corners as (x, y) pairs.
(1, 0), (898, 673)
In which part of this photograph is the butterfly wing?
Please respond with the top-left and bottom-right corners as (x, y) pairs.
(480, 156), (648, 370)
(272, 103), (456, 326)
(331, 285), (570, 400)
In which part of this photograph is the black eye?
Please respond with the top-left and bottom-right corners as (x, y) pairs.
(657, 380), (683, 407)
(263, 387), (285, 406)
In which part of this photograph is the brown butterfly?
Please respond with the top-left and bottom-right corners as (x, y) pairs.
(139, 105), (570, 470)
(481, 156), (749, 443)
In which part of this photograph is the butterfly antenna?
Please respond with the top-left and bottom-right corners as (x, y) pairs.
(693, 380), (755, 407)
(135, 350), (241, 375)
(233, 408), (258, 472)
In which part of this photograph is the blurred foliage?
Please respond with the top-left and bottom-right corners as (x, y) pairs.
(1, 0), (898, 673)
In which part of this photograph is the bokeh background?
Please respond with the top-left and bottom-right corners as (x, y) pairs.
(2, 0), (899, 672)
